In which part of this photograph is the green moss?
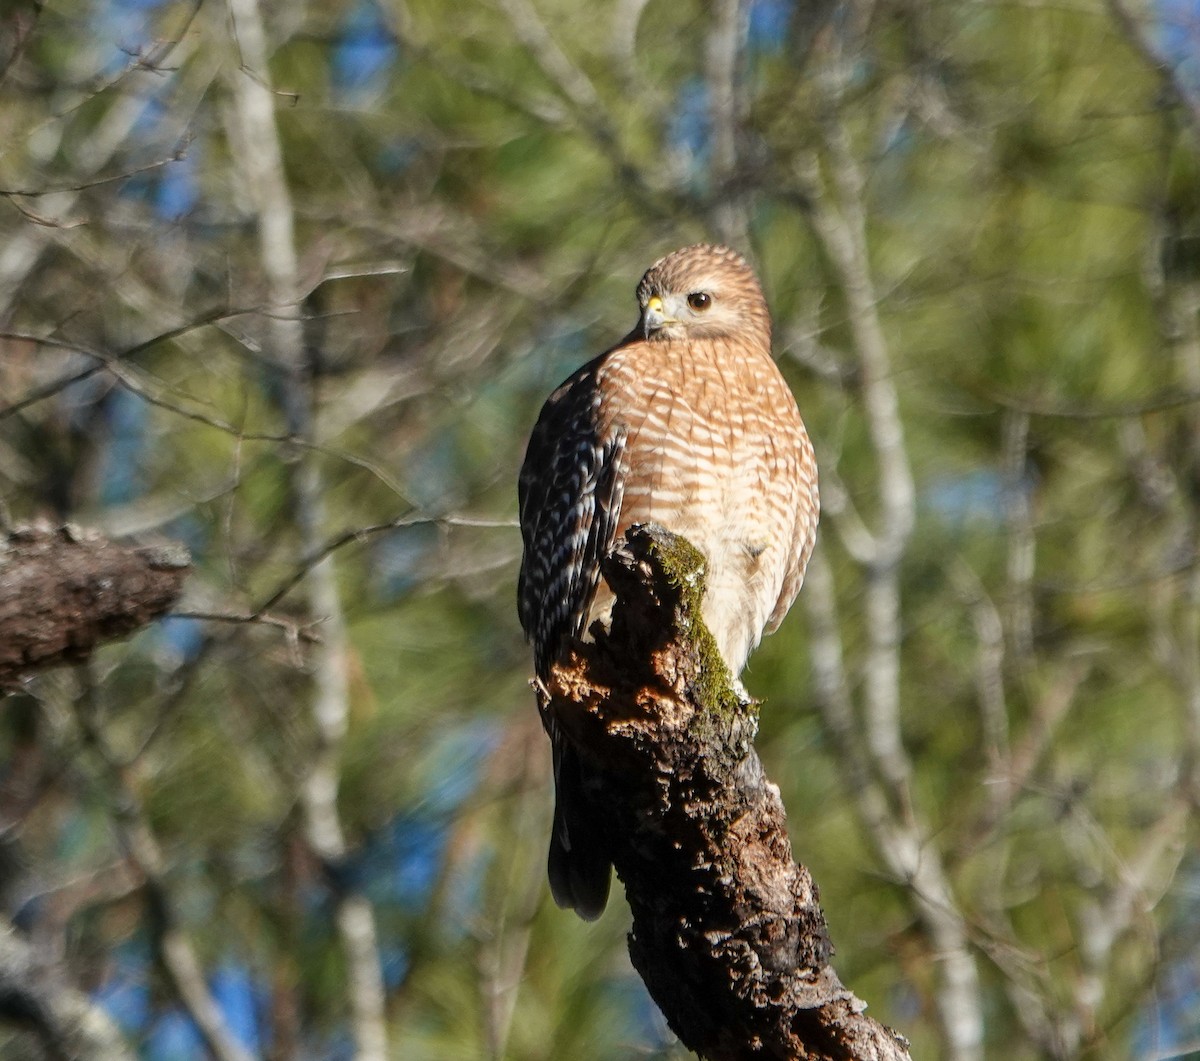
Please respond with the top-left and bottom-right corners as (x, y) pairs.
(648, 534), (744, 720)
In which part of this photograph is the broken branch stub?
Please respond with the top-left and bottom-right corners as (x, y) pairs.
(538, 524), (910, 1061)
(0, 524), (190, 686)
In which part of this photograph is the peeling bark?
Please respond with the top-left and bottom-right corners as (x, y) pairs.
(0, 523), (189, 685)
(538, 525), (910, 1061)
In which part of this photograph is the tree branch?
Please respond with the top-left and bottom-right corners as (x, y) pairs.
(225, 0), (389, 1055)
(705, 0), (749, 245)
(0, 918), (135, 1061)
(0, 524), (189, 686)
(66, 682), (257, 1061)
(539, 525), (910, 1061)
(798, 85), (983, 1058)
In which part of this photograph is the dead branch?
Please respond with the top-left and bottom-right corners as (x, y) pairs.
(0, 524), (189, 685)
(539, 525), (910, 1061)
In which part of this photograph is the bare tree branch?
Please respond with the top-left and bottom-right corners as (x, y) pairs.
(0, 524), (189, 685)
(172, 609), (322, 645)
(0, 12), (205, 318)
(0, 918), (136, 1061)
(0, 326), (430, 506)
(250, 512), (514, 615)
(706, 0), (749, 245)
(970, 381), (1200, 420)
(487, 0), (681, 216)
(966, 661), (1091, 852)
(609, 0), (651, 86)
(0, 311), (263, 420)
(474, 736), (545, 1061)
(0, 138), (192, 198)
(1071, 797), (1190, 1051)
(491, 0), (603, 117)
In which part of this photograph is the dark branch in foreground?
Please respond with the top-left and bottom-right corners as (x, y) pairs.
(0, 524), (190, 686)
(538, 525), (910, 1061)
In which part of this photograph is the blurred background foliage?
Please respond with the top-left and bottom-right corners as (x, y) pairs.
(1, 0), (1200, 1058)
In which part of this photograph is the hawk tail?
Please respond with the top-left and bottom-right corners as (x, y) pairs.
(547, 738), (611, 921)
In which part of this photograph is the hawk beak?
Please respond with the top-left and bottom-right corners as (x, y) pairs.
(642, 295), (669, 338)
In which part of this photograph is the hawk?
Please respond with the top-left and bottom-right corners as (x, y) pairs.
(518, 244), (819, 919)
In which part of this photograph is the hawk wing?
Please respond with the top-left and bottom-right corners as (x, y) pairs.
(518, 356), (627, 676)
(766, 432), (820, 634)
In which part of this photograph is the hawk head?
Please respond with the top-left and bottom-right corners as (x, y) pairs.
(634, 243), (771, 349)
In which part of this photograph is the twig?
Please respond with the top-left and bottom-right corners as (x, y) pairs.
(609, 0), (651, 85)
(970, 381), (1200, 421)
(962, 660), (1090, 852)
(251, 513), (515, 615)
(171, 609), (323, 645)
(953, 562), (1009, 774)
(0, 138), (192, 198)
(0, 328), (427, 502)
(0, 311), (264, 420)
(475, 731), (546, 1061)
(1070, 797), (1190, 1050)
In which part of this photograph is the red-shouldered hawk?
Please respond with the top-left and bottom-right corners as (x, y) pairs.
(518, 244), (819, 920)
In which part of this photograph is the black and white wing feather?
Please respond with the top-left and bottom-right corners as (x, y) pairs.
(517, 357), (627, 677)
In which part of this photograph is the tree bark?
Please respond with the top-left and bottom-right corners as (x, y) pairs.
(538, 525), (911, 1061)
(0, 523), (189, 685)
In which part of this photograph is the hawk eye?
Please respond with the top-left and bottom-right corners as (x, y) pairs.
(687, 292), (712, 311)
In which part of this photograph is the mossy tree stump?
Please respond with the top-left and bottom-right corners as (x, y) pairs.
(537, 524), (911, 1061)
